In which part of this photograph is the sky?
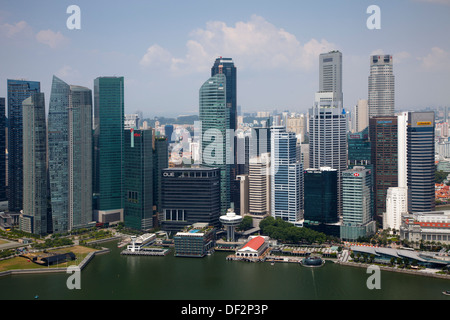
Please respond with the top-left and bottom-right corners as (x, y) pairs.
(0, 0), (450, 117)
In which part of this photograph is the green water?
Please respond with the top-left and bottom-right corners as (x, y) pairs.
(0, 241), (449, 300)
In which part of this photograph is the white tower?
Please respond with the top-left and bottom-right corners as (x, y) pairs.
(220, 209), (243, 242)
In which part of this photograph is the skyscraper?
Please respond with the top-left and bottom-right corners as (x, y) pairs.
(0, 98), (6, 202)
(369, 116), (398, 224)
(304, 167), (338, 224)
(93, 76), (125, 222)
(161, 167), (221, 233)
(271, 126), (302, 223)
(368, 55), (394, 117)
(48, 76), (93, 232)
(124, 128), (153, 231)
(309, 91), (347, 214)
(199, 72), (230, 214)
(211, 57), (237, 131)
(340, 166), (376, 241)
(20, 93), (47, 235)
(406, 112), (435, 213)
(7, 79), (40, 214)
(319, 50), (343, 106)
(153, 135), (169, 216)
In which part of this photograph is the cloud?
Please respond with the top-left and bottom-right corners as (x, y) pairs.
(140, 15), (336, 75)
(36, 29), (68, 48)
(418, 47), (450, 71)
(0, 20), (31, 38)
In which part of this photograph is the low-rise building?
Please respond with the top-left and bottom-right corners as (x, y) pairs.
(235, 236), (269, 259)
(400, 210), (450, 245)
(174, 223), (216, 258)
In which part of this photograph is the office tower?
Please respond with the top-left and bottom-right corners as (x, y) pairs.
(7, 79), (40, 213)
(165, 124), (174, 143)
(211, 57), (237, 131)
(340, 166), (376, 241)
(49, 77), (93, 232)
(236, 174), (249, 215)
(124, 128), (153, 231)
(153, 136), (168, 216)
(368, 55), (394, 117)
(0, 98), (5, 202)
(161, 167), (221, 233)
(353, 99), (369, 133)
(304, 167), (338, 224)
(93, 76), (124, 222)
(369, 116), (398, 224)
(199, 72), (230, 214)
(319, 50), (343, 105)
(270, 126), (302, 223)
(406, 112), (435, 213)
(248, 153), (271, 218)
(309, 92), (347, 215)
(249, 126), (271, 159)
(20, 93), (47, 235)
(348, 127), (372, 169)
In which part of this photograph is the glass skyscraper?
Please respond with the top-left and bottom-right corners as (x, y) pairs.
(93, 76), (124, 219)
(270, 126), (302, 223)
(7, 79), (41, 214)
(304, 167), (338, 224)
(199, 72), (230, 214)
(124, 128), (153, 231)
(48, 76), (93, 232)
(406, 112), (435, 213)
(0, 97), (5, 202)
(20, 93), (47, 235)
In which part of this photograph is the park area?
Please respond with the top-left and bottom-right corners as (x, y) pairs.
(0, 245), (98, 272)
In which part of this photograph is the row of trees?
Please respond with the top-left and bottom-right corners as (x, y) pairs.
(259, 216), (338, 245)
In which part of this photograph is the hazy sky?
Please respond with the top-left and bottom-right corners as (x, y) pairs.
(1, 0), (449, 117)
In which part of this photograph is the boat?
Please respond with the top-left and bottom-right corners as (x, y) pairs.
(442, 290), (450, 296)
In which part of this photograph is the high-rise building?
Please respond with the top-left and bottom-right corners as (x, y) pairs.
(124, 128), (153, 231)
(20, 93), (47, 235)
(165, 124), (174, 143)
(0, 97), (6, 202)
(406, 112), (435, 213)
(384, 187), (408, 231)
(161, 167), (221, 233)
(248, 153), (271, 219)
(93, 76), (124, 222)
(319, 50), (343, 106)
(199, 72), (230, 214)
(153, 135), (168, 217)
(369, 116), (398, 224)
(48, 76), (93, 232)
(271, 126), (302, 223)
(7, 79), (41, 213)
(368, 55), (394, 117)
(353, 99), (369, 133)
(340, 166), (376, 241)
(309, 91), (347, 215)
(304, 167), (338, 224)
(211, 57), (237, 131)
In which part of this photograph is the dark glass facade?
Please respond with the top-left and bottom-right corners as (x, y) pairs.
(124, 129), (153, 230)
(369, 116), (398, 224)
(153, 136), (168, 214)
(93, 77), (124, 212)
(304, 168), (338, 224)
(161, 167), (221, 233)
(0, 98), (5, 202)
(7, 79), (40, 213)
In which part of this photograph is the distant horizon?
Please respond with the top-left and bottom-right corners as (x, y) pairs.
(1, 1), (449, 117)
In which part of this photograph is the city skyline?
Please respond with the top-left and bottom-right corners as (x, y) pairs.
(0, 1), (449, 117)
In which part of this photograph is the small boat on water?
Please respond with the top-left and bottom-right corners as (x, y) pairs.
(442, 290), (450, 296)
